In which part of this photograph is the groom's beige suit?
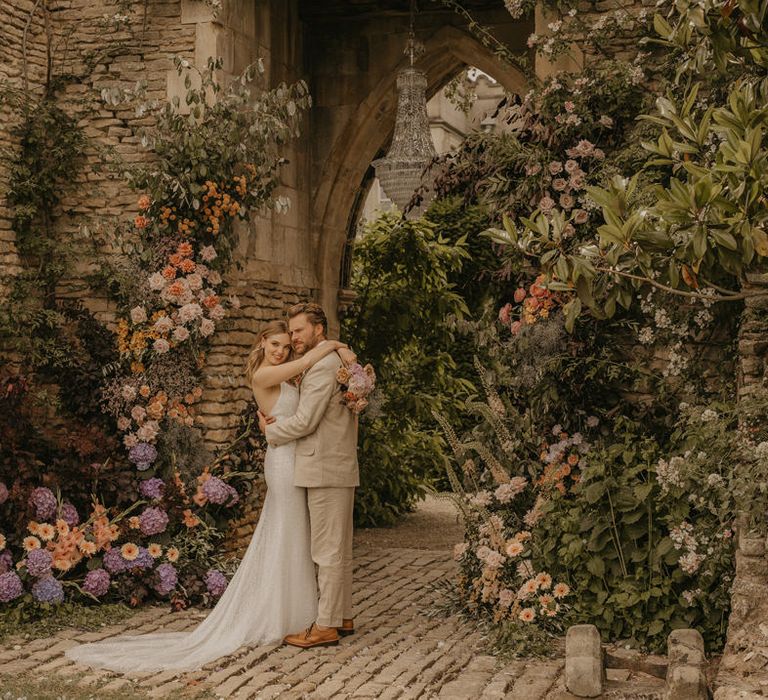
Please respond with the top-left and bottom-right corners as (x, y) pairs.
(265, 351), (359, 628)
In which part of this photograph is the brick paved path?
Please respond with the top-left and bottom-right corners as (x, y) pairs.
(0, 497), (666, 699)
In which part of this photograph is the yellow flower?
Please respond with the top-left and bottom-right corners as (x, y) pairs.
(518, 608), (536, 623)
(23, 536), (41, 551)
(27, 521), (40, 535)
(37, 524), (55, 541)
(553, 583), (570, 599)
(56, 519), (70, 537)
(53, 558), (72, 571)
(121, 543), (139, 561)
(128, 516), (141, 529)
(148, 543), (163, 558)
(505, 541), (524, 557)
(536, 572), (552, 590)
(166, 547), (179, 563)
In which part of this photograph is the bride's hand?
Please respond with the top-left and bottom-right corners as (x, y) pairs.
(337, 346), (357, 367)
(257, 410), (276, 434)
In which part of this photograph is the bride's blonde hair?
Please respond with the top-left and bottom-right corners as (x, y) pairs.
(245, 320), (292, 386)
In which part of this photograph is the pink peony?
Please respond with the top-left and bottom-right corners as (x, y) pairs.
(199, 318), (215, 337)
(513, 287), (526, 303)
(511, 321), (522, 334)
(130, 306), (147, 325)
(498, 303), (512, 325)
(200, 245), (217, 262)
(148, 272), (165, 291)
(172, 326), (190, 342)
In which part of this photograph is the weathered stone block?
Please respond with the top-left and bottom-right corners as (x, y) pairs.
(565, 625), (604, 697)
(666, 629), (708, 700)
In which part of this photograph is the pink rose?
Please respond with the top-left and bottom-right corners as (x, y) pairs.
(498, 303), (512, 325)
(548, 161), (563, 175)
(514, 288), (526, 303)
(511, 321), (522, 335)
(573, 209), (589, 225)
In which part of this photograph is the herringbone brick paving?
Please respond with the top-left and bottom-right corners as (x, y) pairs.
(0, 497), (665, 699)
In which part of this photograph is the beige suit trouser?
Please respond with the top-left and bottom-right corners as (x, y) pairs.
(307, 486), (355, 628)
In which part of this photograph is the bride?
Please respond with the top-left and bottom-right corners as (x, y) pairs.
(65, 320), (355, 672)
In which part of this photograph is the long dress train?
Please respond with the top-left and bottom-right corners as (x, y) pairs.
(65, 382), (317, 672)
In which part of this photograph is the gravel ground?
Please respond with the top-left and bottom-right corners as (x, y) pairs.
(353, 492), (464, 551)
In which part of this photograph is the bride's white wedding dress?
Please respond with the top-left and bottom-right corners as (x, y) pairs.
(65, 382), (317, 672)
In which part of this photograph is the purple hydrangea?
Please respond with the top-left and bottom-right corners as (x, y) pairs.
(202, 477), (239, 506)
(29, 486), (57, 520)
(0, 549), (13, 575)
(32, 575), (64, 604)
(153, 562), (178, 596)
(128, 442), (158, 471)
(0, 481), (8, 504)
(204, 569), (228, 597)
(139, 478), (165, 501)
(82, 569), (110, 597)
(139, 506), (169, 536)
(58, 502), (79, 527)
(26, 548), (53, 577)
(0, 571), (23, 602)
(102, 547), (129, 574)
(103, 546), (154, 574)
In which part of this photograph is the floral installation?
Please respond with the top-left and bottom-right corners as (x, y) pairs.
(336, 363), (377, 415)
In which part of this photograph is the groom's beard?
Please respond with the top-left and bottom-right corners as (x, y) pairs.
(294, 334), (325, 356)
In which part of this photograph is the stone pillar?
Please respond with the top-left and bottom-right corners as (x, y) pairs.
(665, 629), (708, 700)
(565, 624), (604, 697)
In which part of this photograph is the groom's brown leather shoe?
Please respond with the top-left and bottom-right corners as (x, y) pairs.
(337, 619), (355, 636)
(283, 624), (340, 649)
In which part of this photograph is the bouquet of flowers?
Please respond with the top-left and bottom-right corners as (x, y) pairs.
(336, 363), (376, 415)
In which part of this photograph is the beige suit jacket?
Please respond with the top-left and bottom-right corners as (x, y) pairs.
(265, 352), (359, 488)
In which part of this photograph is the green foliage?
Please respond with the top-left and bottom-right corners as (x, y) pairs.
(0, 85), (91, 374)
(344, 213), (475, 526)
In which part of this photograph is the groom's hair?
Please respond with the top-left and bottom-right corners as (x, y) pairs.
(287, 302), (328, 335)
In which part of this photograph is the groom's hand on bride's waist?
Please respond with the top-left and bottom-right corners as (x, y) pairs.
(257, 410), (276, 434)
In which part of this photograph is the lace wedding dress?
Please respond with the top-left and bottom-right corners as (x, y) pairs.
(65, 382), (317, 672)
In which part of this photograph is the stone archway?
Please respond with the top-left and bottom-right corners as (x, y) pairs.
(308, 23), (530, 335)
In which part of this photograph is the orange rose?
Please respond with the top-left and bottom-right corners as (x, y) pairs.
(179, 259), (196, 273)
(161, 265), (177, 281)
(134, 215), (150, 229)
(137, 194), (151, 210)
(177, 242), (193, 258)
(169, 253), (183, 267)
(202, 294), (219, 308)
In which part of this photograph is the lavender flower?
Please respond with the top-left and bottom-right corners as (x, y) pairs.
(128, 442), (158, 470)
(0, 481), (8, 504)
(153, 563), (178, 596)
(0, 571), (23, 602)
(82, 569), (111, 597)
(202, 477), (238, 506)
(139, 506), (169, 536)
(30, 487), (57, 520)
(26, 548), (53, 577)
(58, 502), (79, 527)
(32, 575), (64, 604)
(139, 478), (165, 501)
(204, 569), (227, 597)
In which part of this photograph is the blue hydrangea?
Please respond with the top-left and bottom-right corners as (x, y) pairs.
(32, 575), (64, 604)
(0, 571), (23, 602)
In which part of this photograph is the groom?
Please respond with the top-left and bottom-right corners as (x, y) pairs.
(259, 302), (359, 648)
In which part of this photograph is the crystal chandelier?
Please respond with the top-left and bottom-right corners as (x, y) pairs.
(372, 1), (436, 216)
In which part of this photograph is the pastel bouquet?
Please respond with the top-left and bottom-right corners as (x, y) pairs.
(336, 362), (376, 415)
